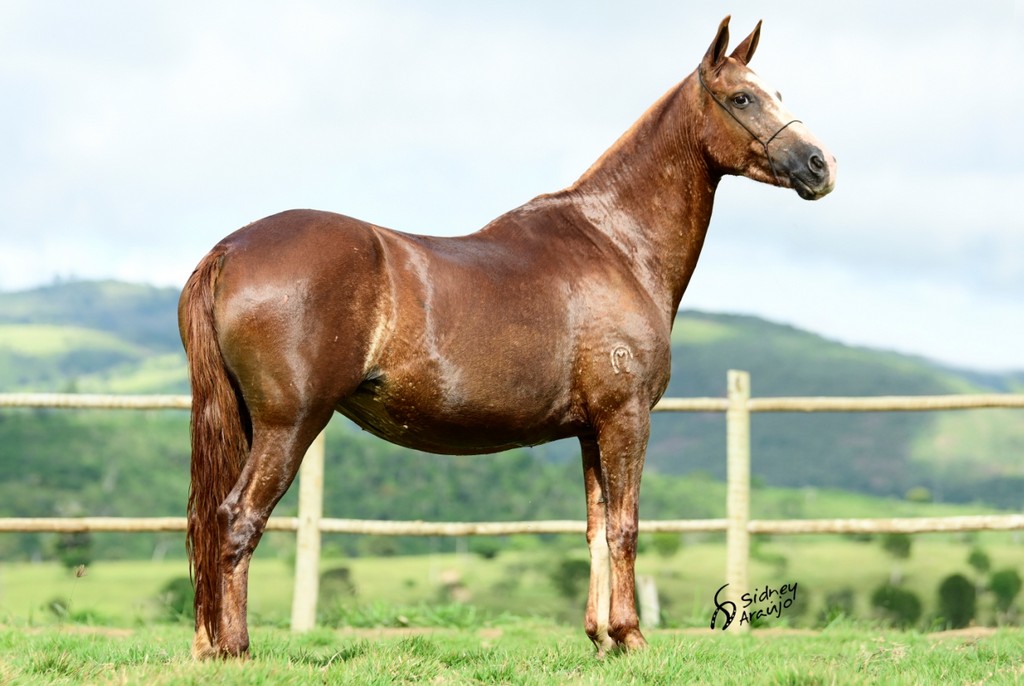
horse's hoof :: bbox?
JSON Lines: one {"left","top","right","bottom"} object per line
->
{"left": 219, "top": 640, "right": 252, "bottom": 660}
{"left": 590, "top": 633, "right": 617, "bottom": 658}
{"left": 620, "top": 629, "right": 648, "bottom": 650}
{"left": 607, "top": 627, "right": 647, "bottom": 652}
{"left": 191, "top": 629, "right": 219, "bottom": 661}
{"left": 191, "top": 629, "right": 251, "bottom": 661}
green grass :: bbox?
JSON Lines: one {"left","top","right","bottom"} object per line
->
{"left": 747, "top": 484, "right": 1007, "bottom": 520}
{"left": 5, "top": 540, "right": 1024, "bottom": 683}
{"left": 0, "top": 324, "right": 144, "bottom": 358}
{"left": 1, "top": 622, "right": 1022, "bottom": 684}
{"left": 671, "top": 317, "right": 739, "bottom": 345}
{"left": 912, "top": 408, "right": 1024, "bottom": 473}
{"left": 5, "top": 536, "right": 1024, "bottom": 632}
{"left": 0, "top": 556, "right": 294, "bottom": 627}
{"left": 74, "top": 352, "right": 190, "bottom": 394}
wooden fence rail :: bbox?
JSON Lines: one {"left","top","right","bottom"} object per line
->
{"left": 7, "top": 514, "right": 1024, "bottom": 536}
{"left": 6, "top": 391, "right": 1022, "bottom": 412}
{"left": 2, "top": 372, "right": 1023, "bottom": 632}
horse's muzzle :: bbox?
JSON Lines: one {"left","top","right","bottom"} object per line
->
{"left": 780, "top": 140, "right": 837, "bottom": 201}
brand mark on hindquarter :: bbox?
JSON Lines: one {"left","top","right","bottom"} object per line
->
{"left": 610, "top": 345, "right": 634, "bottom": 375}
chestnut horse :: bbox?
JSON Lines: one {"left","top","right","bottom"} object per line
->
{"left": 179, "top": 16, "right": 836, "bottom": 659}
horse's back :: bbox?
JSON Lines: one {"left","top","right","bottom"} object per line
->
{"left": 215, "top": 209, "right": 380, "bottom": 269}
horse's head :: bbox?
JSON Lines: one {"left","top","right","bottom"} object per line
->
{"left": 696, "top": 16, "right": 836, "bottom": 200}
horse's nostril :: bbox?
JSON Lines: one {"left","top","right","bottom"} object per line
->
{"left": 806, "top": 154, "right": 823, "bottom": 177}
{"left": 808, "top": 154, "right": 826, "bottom": 175}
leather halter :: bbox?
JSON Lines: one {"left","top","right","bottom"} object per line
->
{"left": 698, "top": 69, "right": 802, "bottom": 183}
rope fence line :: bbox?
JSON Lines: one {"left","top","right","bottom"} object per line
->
{"left": 747, "top": 394, "right": 1024, "bottom": 413}
{"left": 2, "top": 375, "right": 1022, "bottom": 632}
{"left": 5, "top": 514, "right": 1024, "bottom": 536}
{"left": 0, "top": 517, "right": 190, "bottom": 533}
{"left": 4, "top": 392, "right": 1023, "bottom": 413}
{"left": 0, "top": 393, "right": 192, "bottom": 410}
{"left": 747, "top": 514, "right": 1024, "bottom": 535}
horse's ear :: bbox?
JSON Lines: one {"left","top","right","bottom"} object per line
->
{"left": 730, "top": 20, "right": 761, "bottom": 65}
{"left": 701, "top": 16, "right": 731, "bottom": 73}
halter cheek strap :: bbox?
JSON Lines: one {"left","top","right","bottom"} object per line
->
{"left": 698, "top": 69, "right": 801, "bottom": 184}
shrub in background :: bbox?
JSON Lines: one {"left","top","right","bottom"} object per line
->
{"left": 155, "top": 577, "right": 195, "bottom": 623}
{"left": 870, "top": 583, "right": 922, "bottom": 629}
{"left": 549, "top": 557, "right": 591, "bottom": 602}
{"left": 967, "top": 548, "right": 991, "bottom": 576}
{"left": 319, "top": 566, "right": 359, "bottom": 613}
{"left": 54, "top": 532, "right": 93, "bottom": 572}
{"left": 990, "top": 568, "right": 1023, "bottom": 623}
{"left": 818, "top": 587, "right": 857, "bottom": 627}
{"left": 937, "top": 573, "right": 976, "bottom": 629}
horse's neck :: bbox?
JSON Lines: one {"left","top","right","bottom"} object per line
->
{"left": 567, "top": 76, "right": 717, "bottom": 324}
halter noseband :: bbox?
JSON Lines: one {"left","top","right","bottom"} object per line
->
{"left": 698, "top": 69, "right": 801, "bottom": 184}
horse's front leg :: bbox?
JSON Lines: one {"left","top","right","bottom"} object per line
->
{"left": 580, "top": 436, "right": 616, "bottom": 656}
{"left": 595, "top": 401, "right": 649, "bottom": 650}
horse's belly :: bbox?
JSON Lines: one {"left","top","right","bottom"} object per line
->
{"left": 336, "top": 375, "right": 578, "bottom": 455}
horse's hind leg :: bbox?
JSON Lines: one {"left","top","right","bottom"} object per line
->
{"left": 214, "top": 410, "right": 332, "bottom": 657}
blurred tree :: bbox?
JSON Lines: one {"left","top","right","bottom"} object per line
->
{"left": 880, "top": 533, "right": 913, "bottom": 585}
{"left": 989, "top": 568, "right": 1023, "bottom": 624}
{"left": 818, "top": 587, "right": 857, "bottom": 627}
{"left": 649, "top": 532, "right": 683, "bottom": 559}
{"left": 967, "top": 548, "right": 991, "bottom": 576}
{"left": 549, "top": 557, "right": 590, "bottom": 602}
{"left": 871, "top": 583, "right": 922, "bottom": 629}
{"left": 54, "top": 531, "right": 93, "bottom": 572}
{"left": 937, "top": 573, "right": 976, "bottom": 629}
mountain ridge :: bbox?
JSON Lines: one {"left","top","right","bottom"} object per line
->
{"left": 1, "top": 279, "right": 1021, "bottom": 511}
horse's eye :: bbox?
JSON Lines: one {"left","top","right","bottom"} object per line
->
{"left": 730, "top": 93, "right": 752, "bottom": 109}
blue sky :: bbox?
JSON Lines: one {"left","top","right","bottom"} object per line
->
{"left": 1, "top": 1, "right": 1021, "bottom": 372}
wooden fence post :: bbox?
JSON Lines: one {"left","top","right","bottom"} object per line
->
{"left": 725, "top": 370, "right": 751, "bottom": 632}
{"left": 636, "top": 575, "right": 661, "bottom": 629}
{"left": 290, "top": 429, "right": 325, "bottom": 632}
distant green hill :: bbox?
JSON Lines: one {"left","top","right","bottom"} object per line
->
{"left": 0, "top": 281, "right": 187, "bottom": 393}
{"left": 0, "top": 405, "right": 1007, "bottom": 563}
{"left": 0, "top": 278, "right": 1021, "bottom": 564}
{"left": 649, "top": 311, "right": 1024, "bottom": 506}
{"left": 0, "top": 280, "right": 181, "bottom": 351}
{"left": 650, "top": 312, "right": 977, "bottom": 495}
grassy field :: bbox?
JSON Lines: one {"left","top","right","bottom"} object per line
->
{"left": 0, "top": 324, "right": 144, "bottom": 358}
{"left": 4, "top": 536, "right": 1024, "bottom": 630}
{"left": 74, "top": 352, "right": 189, "bottom": 394}
{"left": 2, "top": 622, "right": 1023, "bottom": 684}
{"left": 4, "top": 538, "right": 1024, "bottom": 683}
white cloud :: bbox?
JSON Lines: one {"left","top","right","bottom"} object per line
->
{"left": 685, "top": 235, "right": 1024, "bottom": 372}
{"left": 0, "top": 1, "right": 1020, "bottom": 371}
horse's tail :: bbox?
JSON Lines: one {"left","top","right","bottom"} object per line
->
{"left": 179, "top": 248, "right": 249, "bottom": 645}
